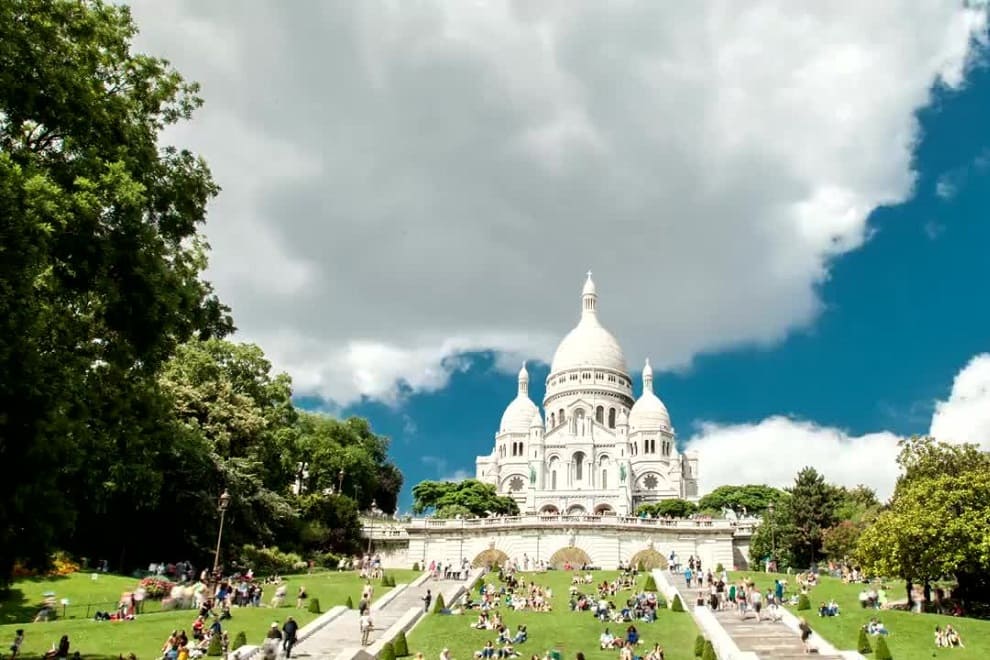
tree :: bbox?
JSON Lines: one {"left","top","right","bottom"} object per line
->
{"left": 822, "top": 521, "right": 865, "bottom": 562}
{"left": 0, "top": 0, "right": 231, "bottom": 585}
{"left": 749, "top": 493, "right": 796, "bottom": 569}
{"left": 412, "top": 480, "right": 519, "bottom": 517}
{"left": 788, "top": 467, "right": 840, "bottom": 567}
{"left": 856, "top": 627, "right": 872, "bottom": 654}
{"left": 637, "top": 499, "right": 697, "bottom": 518}
{"left": 697, "top": 484, "right": 784, "bottom": 516}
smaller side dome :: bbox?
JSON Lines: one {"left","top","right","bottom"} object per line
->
{"left": 499, "top": 362, "right": 538, "bottom": 433}
{"left": 529, "top": 408, "right": 544, "bottom": 428}
{"left": 628, "top": 358, "right": 671, "bottom": 431}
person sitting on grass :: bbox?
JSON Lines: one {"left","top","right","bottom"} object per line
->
{"left": 625, "top": 625, "right": 640, "bottom": 646}
{"left": 511, "top": 625, "right": 528, "bottom": 644}
{"left": 475, "top": 641, "right": 496, "bottom": 659}
{"left": 644, "top": 643, "right": 664, "bottom": 660}
{"left": 944, "top": 624, "right": 964, "bottom": 648}
{"left": 599, "top": 629, "right": 615, "bottom": 650}
{"left": 866, "top": 619, "right": 889, "bottom": 636}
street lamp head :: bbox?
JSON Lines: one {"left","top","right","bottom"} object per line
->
{"left": 219, "top": 489, "right": 231, "bottom": 512}
{"left": 339, "top": 468, "right": 345, "bottom": 478}
{"left": 767, "top": 501, "right": 775, "bottom": 516}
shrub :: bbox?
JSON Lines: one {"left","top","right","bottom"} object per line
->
{"left": 232, "top": 632, "right": 247, "bottom": 650}
{"left": 308, "top": 598, "right": 321, "bottom": 614}
{"left": 637, "top": 561, "right": 646, "bottom": 573}
{"left": 643, "top": 574, "right": 658, "bottom": 592}
{"left": 318, "top": 552, "right": 340, "bottom": 570}
{"left": 797, "top": 594, "right": 811, "bottom": 611}
{"left": 432, "top": 592, "right": 446, "bottom": 614}
{"left": 671, "top": 594, "right": 684, "bottom": 612}
{"left": 693, "top": 634, "right": 705, "bottom": 658}
{"left": 701, "top": 640, "right": 716, "bottom": 660}
{"left": 874, "top": 636, "right": 892, "bottom": 660}
{"left": 379, "top": 642, "right": 396, "bottom": 660}
{"left": 50, "top": 551, "right": 80, "bottom": 576}
{"left": 207, "top": 635, "right": 223, "bottom": 657}
{"left": 345, "top": 595, "right": 354, "bottom": 609}
{"left": 715, "top": 563, "right": 724, "bottom": 573}
{"left": 139, "top": 577, "right": 176, "bottom": 600}
{"left": 412, "top": 562, "right": 420, "bottom": 571}
{"left": 240, "top": 545, "right": 304, "bottom": 575}
{"left": 392, "top": 630, "right": 409, "bottom": 657}
{"left": 857, "top": 627, "right": 872, "bottom": 654}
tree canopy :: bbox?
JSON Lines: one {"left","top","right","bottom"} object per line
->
{"left": 856, "top": 437, "right": 990, "bottom": 604}
{"left": 0, "top": 0, "right": 403, "bottom": 585}
{"left": 412, "top": 480, "right": 520, "bottom": 518}
{"left": 697, "top": 484, "right": 783, "bottom": 515}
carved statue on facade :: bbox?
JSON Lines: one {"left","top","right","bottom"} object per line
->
{"left": 620, "top": 463, "right": 627, "bottom": 483}
{"left": 529, "top": 464, "right": 536, "bottom": 485}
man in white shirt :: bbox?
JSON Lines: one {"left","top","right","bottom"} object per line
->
{"left": 359, "top": 612, "right": 373, "bottom": 646}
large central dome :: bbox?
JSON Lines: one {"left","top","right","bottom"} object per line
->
{"left": 549, "top": 273, "right": 628, "bottom": 375}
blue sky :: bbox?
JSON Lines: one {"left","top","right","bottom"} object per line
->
{"left": 131, "top": 2, "right": 990, "bottom": 510}
{"left": 337, "top": 63, "right": 990, "bottom": 510}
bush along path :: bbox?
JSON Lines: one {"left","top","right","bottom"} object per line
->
{"left": 291, "top": 571, "right": 475, "bottom": 660}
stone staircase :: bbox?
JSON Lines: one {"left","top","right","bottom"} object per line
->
{"left": 291, "top": 573, "right": 473, "bottom": 660}
{"left": 667, "top": 572, "right": 845, "bottom": 659}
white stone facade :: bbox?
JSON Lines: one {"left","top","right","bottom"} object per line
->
{"left": 476, "top": 274, "right": 699, "bottom": 516}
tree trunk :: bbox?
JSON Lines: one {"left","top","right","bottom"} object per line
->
{"left": 923, "top": 580, "right": 932, "bottom": 609}
{"left": 905, "top": 579, "right": 913, "bottom": 608}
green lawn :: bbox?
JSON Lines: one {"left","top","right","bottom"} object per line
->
{"left": 728, "top": 570, "right": 990, "bottom": 660}
{"left": 0, "top": 569, "right": 420, "bottom": 660}
{"left": 407, "top": 571, "right": 698, "bottom": 660}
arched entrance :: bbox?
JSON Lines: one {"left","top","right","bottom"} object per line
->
{"left": 539, "top": 504, "right": 559, "bottom": 515}
{"left": 594, "top": 504, "right": 615, "bottom": 516}
{"left": 629, "top": 548, "right": 669, "bottom": 570}
{"left": 471, "top": 548, "right": 510, "bottom": 569}
{"left": 566, "top": 504, "right": 586, "bottom": 516}
{"left": 548, "top": 546, "right": 592, "bottom": 569}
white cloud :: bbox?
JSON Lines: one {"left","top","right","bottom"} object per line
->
{"left": 686, "top": 353, "right": 990, "bottom": 500}
{"left": 930, "top": 353, "right": 990, "bottom": 450}
{"left": 127, "top": 1, "right": 988, "bottom": 405}
{"left": 685, "top": 417, "right": 903, "bottom": 500}
{"left": 421, "top": 456, "right": 471, "bottom": 483}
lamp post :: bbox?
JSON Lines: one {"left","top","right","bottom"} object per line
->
{"left": 338, "top": 469, "right": 345, "bottom": 494}
{"left": 767, "top": 501, "right": 776, "bottom": 572}
{"left": 367, "top": 498, "right": 378, "bottom": 554}
{"left": 212, "top": 489, "right": 231, "bottom": 579}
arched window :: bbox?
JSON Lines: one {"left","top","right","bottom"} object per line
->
{"left": 595, "top": 406, "right": 604, "bottom": 424}
{"left": 608, "top": 408, "right": 616, "bottom": 428}
{"left": 551, "top": 471, "right": 557, "bottom": 490}
{"left": 602, "top": 469, "right": 608, "bottom": 490}
{"left": 558, "top": 408, "right": 565, "bottom": 425}
{"left": 573, "top": 451, "right": 586, "bottom": 481}
{"left": 549, "top": 412, "right": 556, "bottom": 427}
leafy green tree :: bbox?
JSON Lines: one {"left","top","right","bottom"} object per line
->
{"left": 296, "top": 493, "right": 362, "bottom": 556}
{"left": 822, "top": 521, "right": 865, "bottom": 562}
{"left": 0, "top": 0, "right": 230, "bottom": 585}
{"left": 412, "top": 479, "right": 519, "bottom": 517}
{"left": 748, "top": 493, "right": 796, "bottom": 568}
{"left": 788, "top": 467, "right": 840, "bottom": 567}
{"left": 636, "top": 499, "right": 697, "bottom": 518}
{"left": 697, "top": 484, "right": 784, "bottom": 516}
{"left": 857, "top": 449, "right": 990, "bottom": 604}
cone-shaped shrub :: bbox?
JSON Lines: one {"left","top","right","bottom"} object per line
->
{"left": 393, "top": 630, "right": 409, "bottom": 657}
{"left": 643, "top": 574, "right": 658, "bottom": 592}
{"left": 432, "top": 592, "right": 446, "bottom": 614}
{"left": 874, "top": 635, "right": 892, "bottom": 660}
{"left": 308, "top": 597, "right": 321, "bottom": 614}
{"left": 671, "top": 594, "right": 685, "bottom": 612}
{"left": 797, "top": 594, "right": 811, "bottom": 611}
{"left": 379, "top": 642, "right": 396, "bottom": 660}
{"left": 715, "top": 563, "right": 724, "bottom": 573}
{"left": 412, "top": 562, "right": 420, "bottom": 572}
{"left": 232, "top": 632, "right": 247, "bottom": 650}
{"left": 637, "top": 561, "right": 646, "bottom": 573}
{"left": 207, "top": 635, "right": 223, "bottom": 657}
{"left": 701, "top": 639, "right": 716, "bottom": 660}
{"left": 693, "top": 634, "right": 705, "bottom": 658}
{"left": 345, "top": 595, "right": 354, "bottom": 609}
{"left": 857, "top": 627, "right": 872, "bottom": 654}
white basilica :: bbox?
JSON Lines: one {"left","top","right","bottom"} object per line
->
{"left": 476, "top": 273, "right": 699, "bottom": 517}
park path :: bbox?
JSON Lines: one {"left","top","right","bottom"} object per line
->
{"left": 667, "top": 572, "right": 845, "bottom": 660}
{"left": 291, "top": 572, "right": 474, "bottom": 660}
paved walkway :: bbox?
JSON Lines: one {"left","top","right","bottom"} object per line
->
{"left": 291, "top": 573, "right": 473, "bottom": 660}
{"left": 668, "top": 572, "right": 843, "bottom": 659}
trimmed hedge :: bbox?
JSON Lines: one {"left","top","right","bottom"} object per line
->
{"left": 857, "top": 627, "right": 872, "bottom": 654}
{"left": 797, "top": 593, "right": 811, "bottom": 611}
{"left": 232, "top": 632, "right": 247, "bottom": 650}
{"left": 432, "top": 592, "right": 446, "bottom": 614}
{"left": 693, "top": 634, "right": 705, "bottom": 658}
{"left": 345, "top": 595, "right": 354, "bottom": 609}
{"left": 379, "top": 642, "right": 396, "bottom": 660}
{"left": 874, "top": 635, "right": 892, "bottom": 660}
{"left": 393, "top": 630, "right": 409, "bottom": 657}
{"left": 701, "top": 640, "right": 716, "bottom": 660}
{"left": 308, "top": 597, "right": 321, "bottom": 614}
{"left": 671, "top": 594, "right": 685, "bottom": 612}
{"left": 206, "top": 635, "right": 223, "bottom": 657}
{"left": 643, "top": 574, "right": 658, "bottom": 592}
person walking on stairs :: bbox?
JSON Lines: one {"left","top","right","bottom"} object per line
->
{"left": 423, "top": 589, "right": 432, "bottom": 612}
{"left": 359, "top": 611, "right": 374, "bottom": 646}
